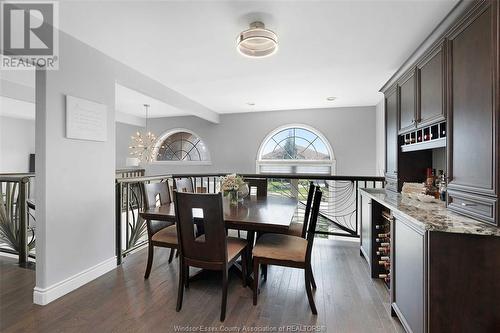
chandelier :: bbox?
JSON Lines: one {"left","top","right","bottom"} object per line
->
{"left": 129, "top": 104, "right": 158, "bottom": 163}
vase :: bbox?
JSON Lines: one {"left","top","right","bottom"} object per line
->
{"left": 237, "top": 183, "right": 249, "bottom": 202}
{"left": 228, "top": 190, "right": 239, "bottom": 206}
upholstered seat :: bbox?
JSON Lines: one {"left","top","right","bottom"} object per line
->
{"left": 195, "top": 235, "right": 247, "bottom": 262}
{"left": 151, "top": 224, "right": 178, "bottom": 245}
{"left": 253, "top": 233, "right": 307, "bottom": 263}
{"left": 287, "top": 222, "right": 304, "bottom": 237}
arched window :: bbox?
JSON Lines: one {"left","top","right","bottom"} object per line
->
{"left": 257, "top": 125, "right": 335, "bottom": 174}
{"left": 152, "top": 129, "right": 211, "bottom": 164}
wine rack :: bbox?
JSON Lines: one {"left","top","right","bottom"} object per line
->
{"left": 373, "top": 208, "right": 392, "bottom": 288}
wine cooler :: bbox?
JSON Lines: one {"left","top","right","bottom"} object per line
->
{"left": 373, "top": 208, "right": 393, "bottom": 289}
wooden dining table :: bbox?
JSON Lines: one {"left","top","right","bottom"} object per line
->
{"left": 140, "top": 195, "right": 299, "bottom": 281}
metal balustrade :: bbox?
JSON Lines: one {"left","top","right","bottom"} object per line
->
{"left": 115, "top": 173, "right": 385, "bottom": 264}
{"left": 0, "top": 173, "right": 35, "bottom": 266}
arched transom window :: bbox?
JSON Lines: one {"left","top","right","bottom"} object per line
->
{"left": 153, "top": 129, "right": 210, "bottom": 163}
{"left": 257, "top": 125, "right": 335, "bottom": 174}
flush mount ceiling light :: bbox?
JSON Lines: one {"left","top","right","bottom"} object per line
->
{"left": 326, "top": 97, "right": 337, "bottom": 101}
{"left": 237, "top": 21, "right": 278, "bottom": 58}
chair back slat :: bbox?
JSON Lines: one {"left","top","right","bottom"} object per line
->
{"left": 144, "top": 182, "right": 171, "bottom": 208}
{"left": 306, "top": 187, "right": 322, "bottom": 259}
{"left": 174, "top": 192, "right": 227, "bottom": 264}
{"left": 301, "top": 182, "right": 316, "bottom": 238}
{"left": 174, "top": 178, "right": 194, "bottom": 193}
{"left": 244, "top": 178, "right": 268, "bottom": 197}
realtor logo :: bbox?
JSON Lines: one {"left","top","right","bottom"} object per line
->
{"left": 1, "top": 1, "right": 59, "bottom": 69}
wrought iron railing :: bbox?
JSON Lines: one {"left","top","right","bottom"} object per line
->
{"left": 115, "top": 173, "right": 384, "bottom": 264}
{"left": 0, "top": 173, "right": 35, "bottom": 265}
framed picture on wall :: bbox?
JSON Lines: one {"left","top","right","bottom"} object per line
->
{"left": 66, "top": 95, "right": 107, "bottom": 142}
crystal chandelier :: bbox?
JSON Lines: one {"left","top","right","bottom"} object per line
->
{"left": 129, "top": 104, "right": 158, "bottom": 163}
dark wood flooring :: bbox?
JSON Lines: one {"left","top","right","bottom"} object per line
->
{"left": 0, "top": 239, "right": 404, "bottom": 332}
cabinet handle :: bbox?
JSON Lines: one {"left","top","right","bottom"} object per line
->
{"left": 461, "top": 202, "right": 477, "bottom": 207}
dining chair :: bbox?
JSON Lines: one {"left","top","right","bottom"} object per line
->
{"left": 259, "top": 182, "right": 316, "bottom": 281}
{"left": 244, "top": 177, "right": 268, "bottom": 197}
{"left": 252, "top": 186, "right": 322, "bottom": 314}
{"left": 174, "top": 177, "right": 194, "bottom": 193}
{"left": 143, "top": 181, "right": 178, "bottom": 279}
{"left": 174, "top": 192, "right": 248, "bottom": 321}
{"left": 287, "top": 182, "right": 315, "bottom": 238}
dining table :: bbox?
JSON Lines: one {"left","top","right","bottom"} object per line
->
{"left": 139, "top": 194, "right": 299, "bottom": 282}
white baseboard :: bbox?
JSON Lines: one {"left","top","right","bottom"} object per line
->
{"left": 33, "top": 256, "right": 116, "bottom": 305}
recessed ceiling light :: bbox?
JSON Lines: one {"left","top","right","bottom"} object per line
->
{"left": 246, "top": 102, "right": 255, "bottom": 106}
{"left": 237, "top": 21, "right": 278, "bottom": 58}
{"left": 326, "top": 97, "right": 337, "bottom": 101}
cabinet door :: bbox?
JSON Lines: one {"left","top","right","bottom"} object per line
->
{"left": 398, "top": 70, "right": 417, "bottom": 133}
{"left": 417, "top": 43, "right": 445, "bottom": 127}
{"left": 447, "top": 2, "right": 497, "bottom": 199}
{"left": 393, "top": 215, "right": 426, "bottom": 333}
{"left": 385, "top": 86, "right": 398, "bottom": 187}
{"left": 360, "top": 195, "right": 372, "bottom": 267}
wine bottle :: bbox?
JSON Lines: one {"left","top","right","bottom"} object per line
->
{"left": 379, "top": 273, "right": 388, "bottom": 279}
{"left": 376, "top": 238, "right": 389, "bottom": 243}
{"left": 377, "top": 233, "right": 390, "bottom": 238}
{"left": 380, "top": 242, "right": 390, "bottom": 247}
{"left": 380, "top": 256, "right": 390, "bottom": 261}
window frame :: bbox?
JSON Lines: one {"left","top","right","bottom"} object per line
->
{"left": 150, "top": 128, "right": 212, "bottom": 166}
{"left": 256, "top": 124, "right": 336, "bottom": 175}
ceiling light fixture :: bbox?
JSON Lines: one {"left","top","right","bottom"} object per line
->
{"left": 237, "top": 21, "right": 278, "bottom": 58}
{"left": 247, "top": 102, "right": 256, "bottom": 106}
{"left": 326, "top": 97, "right": 337, "bottom": 101}
{"left": 129, "top": 104, "right": 158, "bottom": 164}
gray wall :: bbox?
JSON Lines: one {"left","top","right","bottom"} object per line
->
{"left": 115, "top": 122, "right": 143, "bottom": 169}
{"left": 125, "top": 106, "right": 377, "bottom": 176}
{"left": 0, "top": 116, "right": 35, "bottom": 173}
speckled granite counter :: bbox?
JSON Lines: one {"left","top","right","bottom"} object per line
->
{"left": 360, "top": 188, "right": 500, "bottom": 237}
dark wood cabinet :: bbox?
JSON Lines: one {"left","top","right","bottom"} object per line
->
{"left": 398, "top": 70, "right": 417, "bottom": 134}
{"left": 385, "top": 85, "right": 398, "bottom": 192}
{"left": 446, "top": 0, "right": 499, "bottom": 225}
{"left": 392, "top": 214, "right": 425, "bottom": 333}
{"left": 416, "top": 42, "right": 446, "bottom": 127}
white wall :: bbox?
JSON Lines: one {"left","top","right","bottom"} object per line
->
{"left": 375, "top": 99, "right": 385, "bottom": 176}
{"left": 34, "top": 30, "right": 200, "bottom": 305}
{"left": 126, "top": 106, "right": 378, "bottom": 176}
{"left": 0, "top": 116, "right": 35, "bottom": 173}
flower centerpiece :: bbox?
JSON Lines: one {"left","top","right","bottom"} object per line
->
{"left": 221, "top": 174, "right": 246, "bottom": 206}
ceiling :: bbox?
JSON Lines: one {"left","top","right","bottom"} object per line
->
{"left": 7, "top": 1, "right": 461, "bottom": 117}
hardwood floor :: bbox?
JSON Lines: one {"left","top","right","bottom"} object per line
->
{"left": 0, "top": 239, "right": 404, "bottom": 332}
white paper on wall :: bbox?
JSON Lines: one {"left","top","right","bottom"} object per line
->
{"left": 66, "top": 95, "right": 107, "bottom": 142}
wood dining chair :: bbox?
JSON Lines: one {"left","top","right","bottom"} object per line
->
{"left": 174, "top": 177, "right": 194, "bottom": 193}
{"left": 252, "top": 186, "right": 322, "bottom": 314}
{"left": 143, "top": 181, "right": 178, "bottom": 279}
{"left": 174, "top": 192, "right": 248, "bottom": 321}
{"left": 244, "top": 177, "right": 268, "bottom": 197}
{"left": 287, "top": 182, "right": 315, "bottom": 238}
{"left": 259, "top": 182, "right": 316, "bottom": 281}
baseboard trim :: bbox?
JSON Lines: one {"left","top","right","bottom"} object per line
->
{"left": 33, "top": 256, "right": 116, "bottom": 305}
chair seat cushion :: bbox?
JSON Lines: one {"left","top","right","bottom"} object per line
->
{"left": 227, "top": 237, "right": 247, "bottom": 262}
{"left": 253, "top": 233, "right": 307, "bottom": 263}
{"left": 287, "top": 222, "right": 303, "bottom": 237}
{"left": 151, "top": 225, "right": 178, "bottom": 245}
{"left": 195, "top": 235, "right": 247, "bottom": 262}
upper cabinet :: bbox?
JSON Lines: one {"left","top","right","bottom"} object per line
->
{"left": 398, "top": 70, "right": 417, "bottom": 134}
{"left": 416, "top": 42, "right": 446, "bottom": 127}
{"left": 446, "top": 0, "right": 498, "bottom": 225}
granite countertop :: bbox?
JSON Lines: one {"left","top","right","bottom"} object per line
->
{"left": 360, "top": 188, "right": 500, "bottom": 237}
